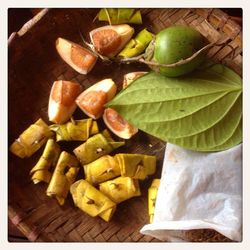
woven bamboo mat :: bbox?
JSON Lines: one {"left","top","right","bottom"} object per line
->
{"left": 8, "top": 8, "right": 242, "bottom": 242}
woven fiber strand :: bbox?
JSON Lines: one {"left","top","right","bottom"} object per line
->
{"left": 8, "top": 8, "right": 241, "bottom": 242}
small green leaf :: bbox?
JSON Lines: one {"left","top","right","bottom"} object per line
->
{"left": 107, "top": 64, "right": 242, "bottom": 151}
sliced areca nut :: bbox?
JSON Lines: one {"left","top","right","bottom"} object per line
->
{"left": 89, "top": 24, "right": 134, "bottom": 57}
{"left": 122, "top": 71, "right": 148, "bottom": 89}
{"left": 103, "top": 108, "right": 138, "bottom": 139}
{"left": 48, "top": 80, "right": 83, "bottom": 124}
{"left": 101, "top": 71, "right": 144, "bottom": 139}
{"left": 76, "top": 79, "right": 117, "bottom": 119}
{"left": 56, "top": 37, "right": 98, "bottom": 74}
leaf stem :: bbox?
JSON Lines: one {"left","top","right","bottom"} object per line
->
{"left": 119, "top": 42, "right": 216, "bottom": 68}
{"left": 78, "top": 30, "right": 236, "bottom": 69}
{"left": 104, "top": 8, "right": 112, "bottom": 25}
{"left": 116, "top": 41, "right": 236, "bottom": 68}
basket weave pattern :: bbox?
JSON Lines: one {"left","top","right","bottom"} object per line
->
{"left": 8, "top": 8, "right": 241, "bottom": 242}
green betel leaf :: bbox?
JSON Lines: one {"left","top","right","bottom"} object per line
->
{"left": 107, "top": 64, "right": 242, "bottom": 151}
{"left": 168, "top": 93, "right": 242, "bottom": 151}
{"left": 207, "top": 119, "right": 242, "bottom": 151}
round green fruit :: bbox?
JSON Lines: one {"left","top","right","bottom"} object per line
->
{"left": 153, "top": 26, "right": 207, "bottom": 77}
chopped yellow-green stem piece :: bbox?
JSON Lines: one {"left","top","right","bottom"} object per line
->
{"left": 115, "top": 153, "right": 156, "bottom": 180}
{"left": 118, "top": 29, "right": 154, "bottom": 58}
{"left": 30, "top": 139, "right": 61, "bottom": 184}
{"left": 99, "top": 176, "right": 141, "bottom": 204}
{"left": 73, "top": 130, "right": 125, "bottom": 165}
{"left": 46, "top": 151, "right": 79, "bottom": 205}
{"left": 148, "top": 179, "right": 160, "bottom": 223}
{"left": 84, "top": 155, "right": 121, "bottom": 185}
{"left": 9, "top": 118, "right": 53, "bottom": 158}
{"left": 98, "top": 8, "right": 142, "bottom": 25}
{"left": 70, "top": 179, "right": 116, "bottom": 222}
{"left": 50, "top": 118, "right": 99, "bottom": 141}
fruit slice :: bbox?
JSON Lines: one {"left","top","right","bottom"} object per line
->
{"left": 76, "top": 79, "right": 117, "bottom": 119}
{"left": 48, "top": 80, "right": 82, "bottom": 124}
{"left": 122, "top": 71, "right": 147, "bottom": 89}
{"left": 103, "top": 108, "right": 138, "bottom": 139}
{"left": 89, "top": 24, "right": 134, "bottom": 57}
{"left": 56, "top": 37, "right": 97, "bottom": 74}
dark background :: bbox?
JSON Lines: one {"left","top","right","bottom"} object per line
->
{"left": 8, "top": 8, "right": 242, "bottom": 37}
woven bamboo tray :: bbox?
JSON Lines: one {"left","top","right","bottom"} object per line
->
{"left": 8, "top": 8, "right": 242, "bottom": 242}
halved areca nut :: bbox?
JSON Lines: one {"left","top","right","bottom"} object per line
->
{"left": 122, "top": 71, "right": 148, "bottom": 89}
{"left": 70, "top": 179, "right": 116, "bottom": 222}
{"left": 115, "top": 153, "right": 156, "bottom": 180}
{"left": 9, "top": 118, "right": 53, "bottom": 158}
{"left": 103, "top": 108, "right": 138, "bottom": 139}
{"left": 102, "top": 71, "right": 147, "bottom": 139}
{"left": 148, "top": 179, "right": 160, "bottom": 223}
{"left": 48, "top": 80, "right": 82, "bottom": 124}
{"left": 99, "top": 176, "right": 141, "bottom": 204}
{"left": 46, "top": 151, "right": 79, "bottom": 205}
{"left": 76, "top": 79, "right": 117, "bottom": 119}
{"left": 30, "top": 139, "right": 61, "bottom": 184}
{"left": 56, "top": 37, "right": 97, "bottom": 74}
{"left": 89, "top": 24, "right": 134, "bottom": 57}
{"left": 84, "top": 155, "right": 120, "bottom": 185}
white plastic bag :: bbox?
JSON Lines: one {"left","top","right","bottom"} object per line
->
{"left": 140, "top": 143, "right": 242, "bottom": 242}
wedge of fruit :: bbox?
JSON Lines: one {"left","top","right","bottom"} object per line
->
{"left": 56, "top": 37, "right": 98, "bottom": 74}
{"left": 89, "top": 24, "right": 134, "bottom": 57}
{"left": 102, "top": 71, "right": 145, "bottom": 139}
{"left": 76, "top": 79, "right": 117, "bottom": 119}
{"left": 103, "top": 108, "right": 138, "bottom": 139}
{"left": 48, "top": 80, "right": 82, "bottom": 124}
{"left": 122, "top": 71, "right": 147, "bottom": 89}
